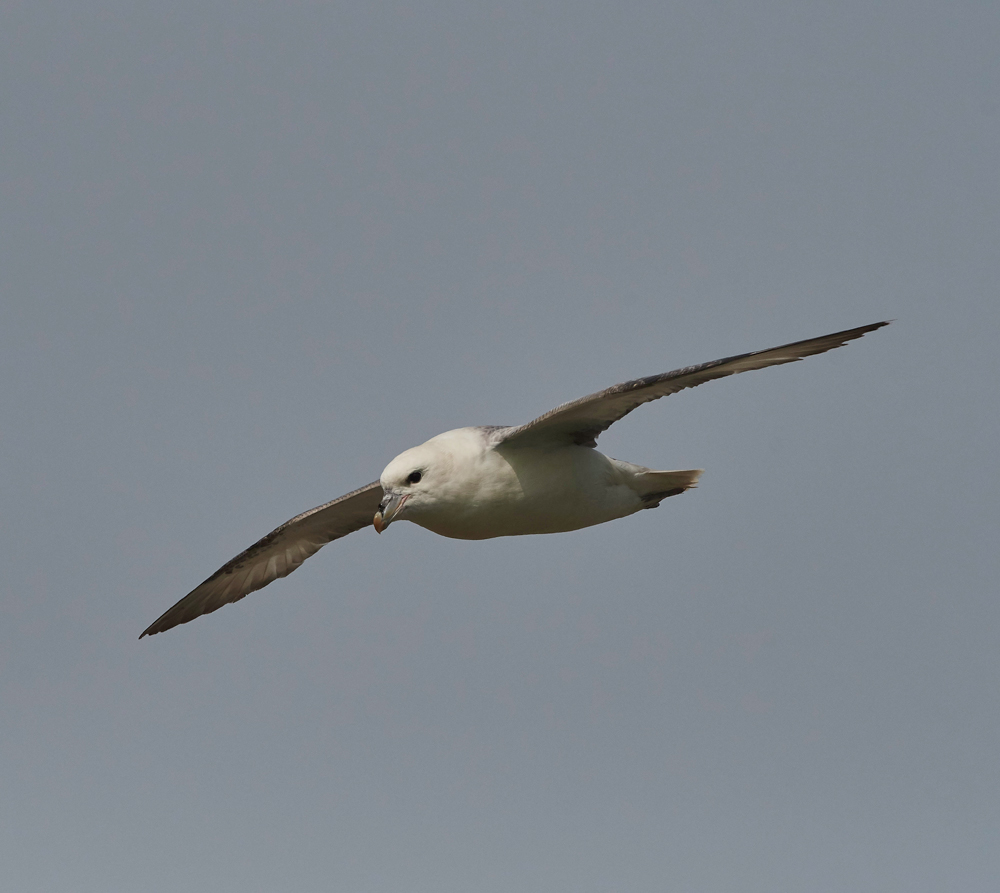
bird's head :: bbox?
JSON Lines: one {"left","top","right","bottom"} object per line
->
{"left": 374, "top": 428, "right": 494, "bottom": 534}
{"left": 374, "top": 442, "right": 440, "bottom": 533}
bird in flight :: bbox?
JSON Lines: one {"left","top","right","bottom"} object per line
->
{"left": 141, "top": 321, "right": 889, "bottom": 637}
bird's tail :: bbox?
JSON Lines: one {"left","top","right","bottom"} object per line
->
{"left": 631, "top": 468, "right": 703, "bottom": 507}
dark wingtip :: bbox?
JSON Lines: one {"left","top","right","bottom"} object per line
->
{"left": 844, "top": 320, "right": 891, "bottom": 337}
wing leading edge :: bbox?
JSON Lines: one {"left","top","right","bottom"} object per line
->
{"left": 494, "top": 321, "right": 890, "bottom": 448}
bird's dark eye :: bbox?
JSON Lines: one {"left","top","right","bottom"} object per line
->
{"left": 407, "top": 470, "right": 422, "bottom": 484}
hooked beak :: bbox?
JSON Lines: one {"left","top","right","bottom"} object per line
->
{"left": 373, "top": 491, "right": 408, "bottom": 533}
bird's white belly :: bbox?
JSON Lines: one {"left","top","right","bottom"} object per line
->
{"left": 411, "top": 445, "right": 643, "bottom": 539}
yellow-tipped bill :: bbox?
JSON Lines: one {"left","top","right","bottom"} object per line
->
{"left": 373, "top": 491, "right": 408, "bottom": 533}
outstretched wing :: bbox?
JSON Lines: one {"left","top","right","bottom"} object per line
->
{"left": 140, "top": 480, "right": 383, "bottom": 637}
{"left": 495, "top": 321, "right": 890, "bottom": 448}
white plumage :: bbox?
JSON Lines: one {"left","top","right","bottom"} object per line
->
{"left": 377, "top": 427, "right": 702, "bottom": 540}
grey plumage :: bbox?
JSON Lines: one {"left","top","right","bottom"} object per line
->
{"left": 140, "top": 482, "right": 382, "bottom": 637}
{"left": 490, "top": 321, "right": 889, "bottom": 448}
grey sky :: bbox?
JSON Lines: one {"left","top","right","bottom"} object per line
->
{"left": 2, "top": 2, "right": 998, "bottom": 891}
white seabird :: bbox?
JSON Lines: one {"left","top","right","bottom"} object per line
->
{"left": 141, "top": 321, "right": 889, "bottom": 637}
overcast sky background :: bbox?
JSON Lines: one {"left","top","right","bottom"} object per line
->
{"left": 3, "top": 2, "right": 999, "bottom": 891}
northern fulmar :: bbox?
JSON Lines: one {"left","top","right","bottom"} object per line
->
{"left": 141, "top": 321, "right": 889, "bottom": 637}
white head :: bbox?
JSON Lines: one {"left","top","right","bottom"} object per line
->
{"left": 373, "top": 428, "right": 489, "bottom": 532}
{"left": 373, "top": 443, "right": 437, "bottom": 532}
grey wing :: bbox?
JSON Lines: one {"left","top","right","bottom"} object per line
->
{"left": 495, "top": 321, "right": 890, "bottom": 448}
{"left": 140, "top": 480, "right": 384, "bottom": 638}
